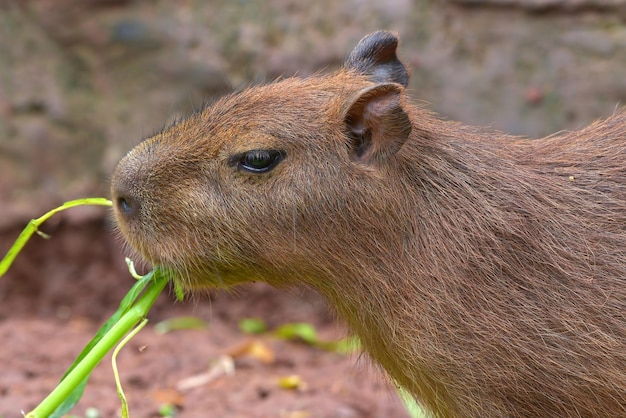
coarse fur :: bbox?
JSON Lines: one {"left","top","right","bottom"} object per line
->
{"left": 111, "top": 31, "right": 626, "bottom": 417}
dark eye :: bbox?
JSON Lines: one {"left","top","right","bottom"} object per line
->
{"left": 233, "top": 149, "right": 284, "bottom": 173}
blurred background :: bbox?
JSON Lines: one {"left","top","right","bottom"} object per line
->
{"left": 1, "top": 0, "right": 626, "bottom": 227}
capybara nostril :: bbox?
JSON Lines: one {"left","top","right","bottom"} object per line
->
{"left": 111, "top": 173, "right": 143, "bottom": 223}
{"left": 115, "top": 195, "right": 139, "bottom": 219}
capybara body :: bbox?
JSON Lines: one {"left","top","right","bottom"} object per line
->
{"left": 111, "top": 31, "right": 626, "bottom": 417}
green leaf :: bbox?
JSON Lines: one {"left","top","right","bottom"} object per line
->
{"left": 27, "top": 268, "right": 169, "bottom": 417}
{"left": 238, "top": 317, "right": 268, "bottom": 334}
{"left": 57, "top": 271, "right": 154, "bottom": 382}
{"left": 273, "top": 322, "right": 319, "bottom": 345}
{"left": 45, "top": 272, "right": 156, "bottom": 417}
{"left": 154, "top": 316, "right": 208, "bottom": 334}
{"left": 317, "top": 336, "right": 361, "bottom": 354}
{"left": 159, "top": 403, "right": 177, "bottom": 417}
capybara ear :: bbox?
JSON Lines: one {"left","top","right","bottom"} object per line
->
{"left": 344, "top": 31, "right": 409, "bottom": 87}
{"left": 344, "top": 83, "right": 411, "bottom": 164}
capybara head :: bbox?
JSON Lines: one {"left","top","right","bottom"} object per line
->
{"left": 112, "top": 31, "right": 626, "bottom": 417}
{"left": 111, "top": 31, "right": 412, "bottom": 290}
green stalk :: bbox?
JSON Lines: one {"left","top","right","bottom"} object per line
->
{"left": 113, "top": 318, "right": 149, "bottom": 418}
{"left": 0, "top": 198, "right": 112, "bottom": 277}
{"left": 26, "top": 275, "right": 168, "bottom": 418}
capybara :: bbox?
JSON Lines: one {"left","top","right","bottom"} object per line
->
{"left": 111, "top": 31, "right": 626, "bottom": 417}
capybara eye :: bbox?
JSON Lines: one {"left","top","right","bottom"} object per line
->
{"left": 233, "top": 149, "right": 284, "bottom": 173}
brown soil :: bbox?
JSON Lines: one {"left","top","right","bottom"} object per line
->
{"left": 0, "top": 220, "right": 408, "bottom": 418}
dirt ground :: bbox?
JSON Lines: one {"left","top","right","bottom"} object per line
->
{"left": 0, "top": 219, "right": 409, "bottom": 418}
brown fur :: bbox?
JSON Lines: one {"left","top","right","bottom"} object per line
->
{"left": 111, "top": 31, "right": 626, "bottom": 417}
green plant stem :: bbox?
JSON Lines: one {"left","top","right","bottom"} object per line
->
{"left": 113, "top": 318, "right": 149, "bottom": 418}
{"left": 25, "top": 276, "right": 167, "bottom": 418}
{"left": 0, "top": 198, "right": 112, "bottom": 277}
